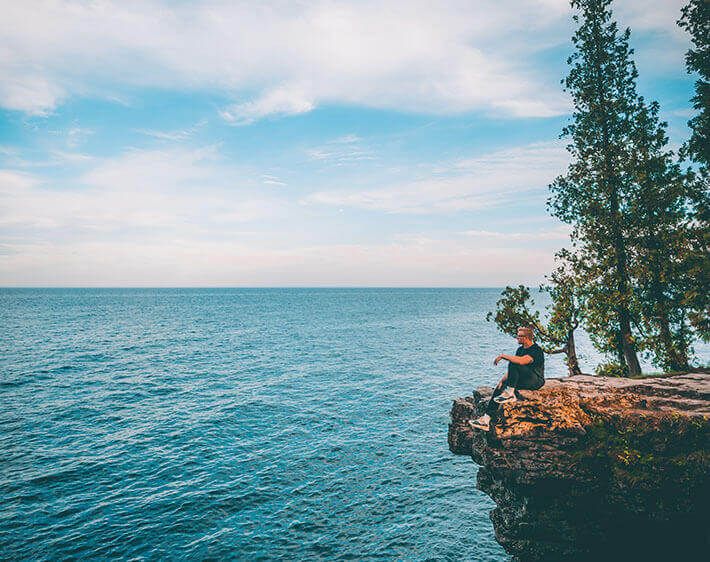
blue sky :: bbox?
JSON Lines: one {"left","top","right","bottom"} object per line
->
{"left": 0, "top": 0, "right": 698, "bottom": 286}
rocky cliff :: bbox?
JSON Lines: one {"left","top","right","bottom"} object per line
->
{"left": 448, "top": 373, "right": 710, "bottom": 561}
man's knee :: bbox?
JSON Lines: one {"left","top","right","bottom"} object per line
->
{"left": 508, "top": 362, "right": 522, "bottom": 375}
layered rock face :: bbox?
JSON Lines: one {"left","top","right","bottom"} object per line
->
{"left": 449, "top": 373, "right": 710, "bottom": 561}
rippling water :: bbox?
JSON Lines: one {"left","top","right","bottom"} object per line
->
{"left": 3, "top": 288, "right": 701, "bottom": 560}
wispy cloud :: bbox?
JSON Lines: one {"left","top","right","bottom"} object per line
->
{"left": 0, "top": 146, "right": 287, "bottom": 236}
{"left": 0, "top": 169, "right": 39, "bottom": 191}
{"left": 0, "top": 1, "right": 580, "bottom": 119}
{"left": 462, "top": 226, "right": 571, "bottom": 241}
{"left": 0, "top": 236, "right": 556, "bottom": 287}
{"left": 306, "top": 141, "right": 569, "bottom": 214}
{"left": 0, "top": 140, "right": 567, "bottom": 285}
{"left": 307, "top": 134, "right": 375, "bottom": 166}
{"left": 135, "top": 121, "right": 206, "bottom": 141}
{"left": 0, "top": 148, "right": 94, "bottom": 169}
{"left": 64, "top": 126, "right": 93, "bottom": 148}
{"left": 0, "top": 1, "right": 692, "bottom": 287}
{"left": 0, "top": 1, "right": 689, "bottom": 121}
{"left": 0, "top": 74, "right": 64, "bottom": 116}
{"left": 49, "top": 150, "right": 95, "bottom": 164}
{"left": 220, "top": 85, "right": 315, "bottom": 125}
{"left": 261, "top": 174, "right": 287, "bottom": 187}
{"left": 670, "top": 108, "right": 695, "bottom": 118}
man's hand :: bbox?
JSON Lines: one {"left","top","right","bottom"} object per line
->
{"left": 494, "top": 354, "right": 505, "bottom": 365}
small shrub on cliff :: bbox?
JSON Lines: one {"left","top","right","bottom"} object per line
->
{"left": 486, "top": 258, "right": 583, "bottom": 376}
{"left": 595, "top": 362, "right": 627, "bottom": 378}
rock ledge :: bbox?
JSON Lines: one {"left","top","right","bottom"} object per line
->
{"left": 449, "top": 373, "right": 710, "bottom": 561}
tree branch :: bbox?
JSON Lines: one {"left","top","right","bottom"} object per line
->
{"left": 531, "top": 319, "right": 550, "bottom": 337}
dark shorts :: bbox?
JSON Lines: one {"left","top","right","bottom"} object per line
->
{"left": 508, "top": 362, "right": 544, "bottom": 390}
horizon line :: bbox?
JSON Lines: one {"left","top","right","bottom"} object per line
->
{"left": 0, "top": 285, "right": 525, "bottom": 290}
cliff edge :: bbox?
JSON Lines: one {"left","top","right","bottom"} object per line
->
{"left": 449, "top": 373, "right": 710, "bottom": 561}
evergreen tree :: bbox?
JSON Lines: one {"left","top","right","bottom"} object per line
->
{"left": 541, "top": 254, "right": 583, "bottom": 376}
{"left": 678, "top": 0, "right": 710, "bottom": 174}
{"left": 678, "top": 0, "right": 710, "bottom": 344}
{"left": 549, "top": 0, "right": 642, "bottom": 375}
{"left": 626, "top": 99, "right": 695, "bottom": 371}
{"left": 682, "top": 193, "right": 710, "bottom": 342}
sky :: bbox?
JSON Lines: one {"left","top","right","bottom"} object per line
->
{"left": 0, "top": 0, "right": 698, "bottom": 287}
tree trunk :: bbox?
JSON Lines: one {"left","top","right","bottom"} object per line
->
{"left": 658, "top": 311, "right": 690, "bottom": 371}
{"left": 590, "top": 16, "right": 642, "bottom": 378}
{"left": 608, "top": 184, "right": 641, "bottom": 377}
{"left": 565, "top": 330, "right": 582, "bottom": 377}
{"left": 608, "top": 159, "right": 641, "bottom": 377}
{"left": 619, "top": 311, "right": 641, "bottom": 376}
{"left": 643, "top": 225, "right": 690, "bottom": 372}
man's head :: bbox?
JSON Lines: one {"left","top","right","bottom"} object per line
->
{"left": 516, "top": 326, "right": 534, "bottom": 346}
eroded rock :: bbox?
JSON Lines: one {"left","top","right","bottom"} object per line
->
{"left": 449, "top": 373, "right": 710, "bottom": 561}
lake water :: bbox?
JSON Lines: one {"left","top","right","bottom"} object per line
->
{"left": 1, "top": 289, "right": 703, "bottom": 560}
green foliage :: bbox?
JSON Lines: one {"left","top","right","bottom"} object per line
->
{"left": 486, "top": 1, "right": 706, "bottom": 376}
{"left": 486, "top": 285, "right": 541, "bottom": 339}
{"left": 625, "top": 97, "right": 700, "bottom": 371}
{"left": 678, "top": 0, "right": 710, "bottom": 173}
{"left": 549, "top": 0, "right": 643, "bottom": 375}
{"left": 594, "top": 362, "right": 627, "bottom": 377}
{"left": 681, "top": 194, "right": 710, "bottom": 342}
{"left": 677, "top": 1, "right": 710, "bottom": 345}
{"left": 543, "top": 252, "right": 581, "bottom": 343}
{"left": 487, "top": 255, "right": 583, "bottom": 376}
{"left": 583, "top": 414, "right": 710, "bottom": 509}
{"left": 546, "top": 0, "right": 707, "bottom": 375}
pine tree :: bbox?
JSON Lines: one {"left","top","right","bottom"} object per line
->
{"left": 678, "top": 0, "right": 710, "bottom": 344}
{"left": 626, "top": 99, "right": 695, "bottom": 371}
{"left": 678, "top": 0, "right": 710, "bottom": 174}
{"left": 549, "top": 0, "right": 642, "bottom": 375}
{"left": 682, "top": 195, "right": 710, "bottom": 342}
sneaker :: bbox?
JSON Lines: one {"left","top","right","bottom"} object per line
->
{"left": 468, "top": 414, "right": 490, "bottom": 431}
{"left": 494, "top": 389, "right": 517, "bottom": 404}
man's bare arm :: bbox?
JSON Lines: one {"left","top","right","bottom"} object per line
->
{"left": 494, "top": 354, "right": 533, "bottom": 366}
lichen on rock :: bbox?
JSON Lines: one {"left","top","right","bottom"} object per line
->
{"left": 449, "top": 373, "right": 710, "bottom": 561}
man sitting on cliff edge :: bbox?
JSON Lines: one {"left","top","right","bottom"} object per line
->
{"left": 469, "top": 326, "right": 545, "bottom": 431}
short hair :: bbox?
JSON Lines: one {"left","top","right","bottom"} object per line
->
{"left": 517, "top": 326, "right": 534, "bottom": 340}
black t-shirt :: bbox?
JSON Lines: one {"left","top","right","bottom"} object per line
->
{"left": 516, "top": 343, "right": 544, "bottom": 379}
